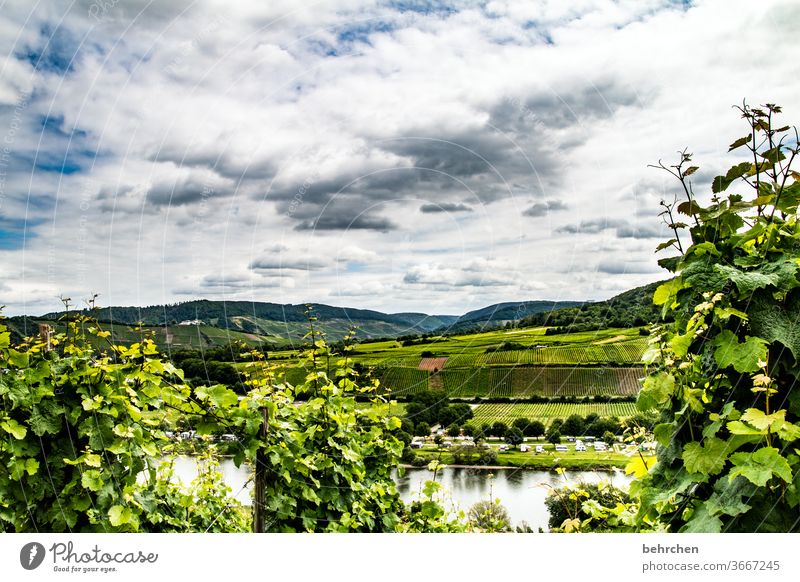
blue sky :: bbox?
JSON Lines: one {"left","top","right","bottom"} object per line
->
{"left": 0, "top": 0, "right": 798, "bottom": 315}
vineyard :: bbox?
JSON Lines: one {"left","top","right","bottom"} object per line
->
{"left": 441, "top": 339, "right": 648, "bottom": 367}
{"left": 377, "top": 367, "right": 429, "bottom": 397}
{"left": 434, "top": 366, "right": 643, "bottom": 398}
{"left": 470, "top": 402, "right": 639, "bottom": 425}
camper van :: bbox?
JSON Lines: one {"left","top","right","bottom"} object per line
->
{"left": 555, "top": 444, "right": 568, "bottom": 452}
{"left": 594, "top": 442, "right": 608, "bottom": 452}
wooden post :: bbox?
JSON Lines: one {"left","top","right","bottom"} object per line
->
{"left": 253, "top": 406, "right": 269, "bottom": 533}
{"left": 38, "top": 323, "right": 53, "bottom": 352}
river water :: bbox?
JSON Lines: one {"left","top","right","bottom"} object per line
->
{"left": 169, "top": 457, "right": 631, "bottom": 531}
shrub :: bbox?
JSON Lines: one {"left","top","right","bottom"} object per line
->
{"left": 468, "top": 499, "right": 511, "bottom": 532}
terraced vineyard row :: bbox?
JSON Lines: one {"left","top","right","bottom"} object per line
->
{"left": 442, "top": 341, "right": 648, "bottom": 368}
{"left": 436, "top": 366, "right": 644, "bottom": 398}
{"left": 377, "top": 367, "right": 429, "bottom": 397}
{"left": 470, "top": 402, "right": 638, "bottom": 425}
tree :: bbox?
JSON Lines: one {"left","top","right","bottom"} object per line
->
{"left": 414, "top": 422, "right": 431, "bottom": 437}
{"left": 504, "top": 427, "right": 524, "bottom": 449}
{"left": 490, "top": 421, "right": 508, "bottom": 438}
{"left": 461, "top": 424, "right": 475, "bottom": 437}
{"left": 433, "top": 433, "right": 445, "bottom": 446}
{"left": 547, "top": 430, "right": 561, "bottom": 445}
{"left": 602, "top": 431, "right": 617, "bottom": 447}
{"left": 525, "top": 420, "right": 546, "bottom": 438}
{"left": 447, "top": 424, "right": 461, "bottom": 437}
{"left": 546, "top": 419, "right": 563, "bottom": 442}
{"left": 561, "top": 414, "right": 585, "bottom": 437}
{"left": 512, "top": 417, "right": 530, "bottom": 433}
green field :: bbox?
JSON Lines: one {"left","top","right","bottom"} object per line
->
{"left": 470, "top": 402, "right": 638, "bottom": 425}
{"left": 259, "top": 326, "right": 650, "bottom": 402}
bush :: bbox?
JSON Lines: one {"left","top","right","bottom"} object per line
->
{"left": 545, "top": 482, "right": 630, "bottom": 532}
{"left": 468, "top": 500, "right": 511, "bottom": 532}
{"left": 450, "top": 444, "right": 498, "bottom": 466}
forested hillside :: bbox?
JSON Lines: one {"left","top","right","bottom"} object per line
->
{"left": 519, "top": 281, "right": 667, "bottom": 332}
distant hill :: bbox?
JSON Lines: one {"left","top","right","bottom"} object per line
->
{"left": 440, "top": 300, "right": 584, "bottom": 333}
{"left": 3, "top": 283, "right": 664, "bottom": 350}
{"left": 10, "top": 300, "right": 458, "bottom": 346}
{"left": 519, "top": 281, "right": 667, "bottom": 331}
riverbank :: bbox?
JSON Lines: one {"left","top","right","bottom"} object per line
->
{"left": 409, "top": 447, "right": 636, "bottom": 470}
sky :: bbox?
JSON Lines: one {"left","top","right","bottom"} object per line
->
{"left": 0, "top": 0, "right": 798, "bottom": 316}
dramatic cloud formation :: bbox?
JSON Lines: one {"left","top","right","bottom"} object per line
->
{"left": 0, "top": 0, "right": 798, "bottom": 315}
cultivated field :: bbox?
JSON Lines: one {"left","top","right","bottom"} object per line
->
{"left": 470, "top": 402, "right": 639, "bottom": 425}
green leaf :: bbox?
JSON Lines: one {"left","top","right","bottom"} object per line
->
{"left": 109, "top": 505, "right": 133, "bottom": 527}
{"left": 653, "top": 423, "right": 674, "bottom": 448}
{"left": 748, "top": 292, "right": 800, "bottom": 360}
{"left": 707, "top": 476, "right": 754, "bottom": 518}
{"left": 729, "top": 447, "right": 793, "bottom": 486}
{"left": 624, "top": 455, "right": 653, "bottom": 478}
{"left": 683, "top": 166, "right": 700, "bottom": 177}
{"left": 1, "top": 419, "right": 27, "bottom": 440}
{"left": 712, "top": 162, "right": 752, "bottom": 193}
{"left": 714, "top": 306, "right": 748, "bottom": 322}
{"left": 653, "top": 278, "right": 685, "bottom": 306}
{"left": 7, "top": 350, "right": 29, "bottom": 368}
{"left": 689, "top": 241, "right": 720, "bottom": 257}
{"left": 710, "top": 330, "right": 768, "bottom": 374}
{"left": 29, "top": 404, "right": 64, "bottom": 436}
{"left": 726, "top": 420, "right": 765, "bottom": 437}
{"left": 715, "top": 260, "right": 800, "bottom": 297}
{"left": 669, "top": 333, "right": 693, "bottom": 358}
{"left": 740, "top": 409, "right": 784, "bottom": 432}
{"left": 637, "top": 372, "right": 675, "bottom": 411}
{"left": 655, "top": 239, "right": 678, "bottom": 252}
{"left": 84, "top": 453, "right": 102, "bottom": 468}
{"left": 680, "top": 502, "right": 723, "bottom": 533}
{"left": 682, "top": 437, "right": 731, "bottom": 476}
{"left": 728, "top": 135, "right": 751, "bottom": 151}
{"left": 81, "top": 470, "right": 104, "bottom": 492}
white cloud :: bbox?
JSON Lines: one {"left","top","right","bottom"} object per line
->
{"left": 0, "top": 0, "right": 798, "bottom": 315}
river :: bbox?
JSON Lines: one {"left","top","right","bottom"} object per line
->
{"left": 168, "top": 457, "right": 631, "bottom": 531}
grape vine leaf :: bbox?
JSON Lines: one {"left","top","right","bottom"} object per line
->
{"left": 748, "top": 291, "right": 800, "bottom": 360}
{"left": 680, "top": 502, "right": 723, "bottom": 533}
{"left": 728, "top": 447, "right": 793, "bottom": 486}
{"left": 710, "top": 330, "right": 768, "bottom": 373}
{"left": 637, "top": 372, "right": 675, "bottom": 411}
{"left": 682, "top": 437, "right": 731, "bottom": 476}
